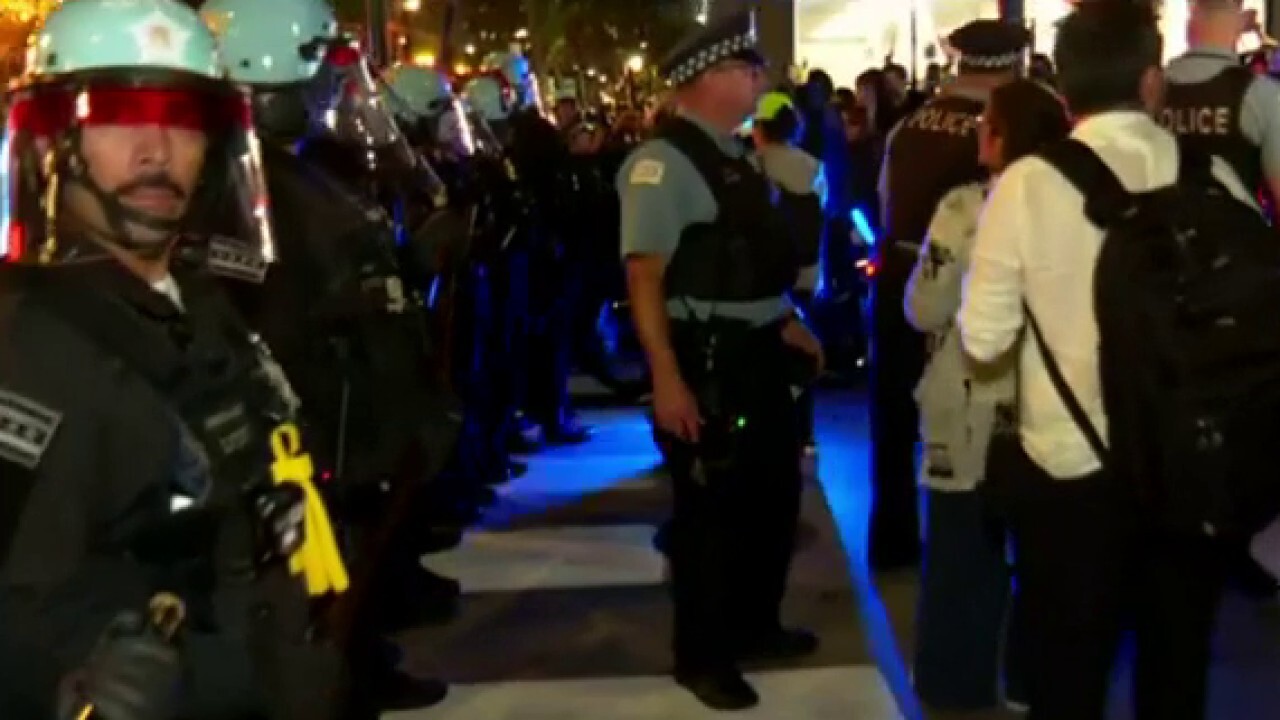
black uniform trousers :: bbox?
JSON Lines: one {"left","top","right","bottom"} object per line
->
{"left": 498, "top": 241, "right": 533, "bottom": 428}
{"left": 528, "top": 238, "right": 579, "bottom": 431}
{"left": 659, "top": 319, "right": 804, "bottom": 672}
{"left": 1002, "top": 444, "right": 1226, "bottom": 720}
{"left": 454, "top": 256, "right": 509, "bottom": 487}
{"left": 868, "top": 247, "right": 926, "bottom": 566}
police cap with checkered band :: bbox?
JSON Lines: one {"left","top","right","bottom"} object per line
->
{"left": 948, "top": 19, "right": 1031, "bottom": 73}
{"left": 659, "top": 10, "right": 765, "bottom": 86}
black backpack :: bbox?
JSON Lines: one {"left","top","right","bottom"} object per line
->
{"left": 1031, "top": 138, "right": 1280, "bottom": 538}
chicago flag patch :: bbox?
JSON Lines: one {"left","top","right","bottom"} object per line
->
{"left": 0, "top": 387, "right": 61, "bottom": 470}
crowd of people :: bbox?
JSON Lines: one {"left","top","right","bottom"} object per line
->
{"left": 618, "top": 0, "right": 1280, "bottom": 718}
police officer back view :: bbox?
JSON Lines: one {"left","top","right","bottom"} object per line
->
{"left": 869, "top": 20, "right": 1027, "bottom": 572}
{"left": 1164, "top": 0, "right": 1280, "bottom": 204}
{"left": 0, "top": 1, "right": 348, "bottom": 718}
{"left": 619, "top": 10, "right": 824, "bottom": 711}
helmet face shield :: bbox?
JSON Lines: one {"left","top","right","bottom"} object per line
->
{"left": 307, "top": 43, "right": 416, "bottom": 173}
{"left": 400, "top": 151, "right": 448, "bottom": 209}
{"left": 438, "top": 100, "right": 502, "bottom": 158}
{"left": 1, "top": 77, "right": 273, "bottom": 264}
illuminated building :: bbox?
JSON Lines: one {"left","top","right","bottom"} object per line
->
{"left": 712, "top": 0, "right": 1273, "bottom": 84}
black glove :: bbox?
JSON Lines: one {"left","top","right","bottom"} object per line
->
{"left": 249, "top": 482, "right": 307, "bottom": 566}
{"left": 58, "top": 612, "right": 180, "bottom": 720}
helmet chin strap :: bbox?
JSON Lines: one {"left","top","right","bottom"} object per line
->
{"left": 61, "top": 135, "right": 182, "bottom": 261}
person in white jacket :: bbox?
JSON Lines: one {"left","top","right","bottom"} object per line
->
{"left": 905, "top": 79, "right": 1071, "bottom": 714}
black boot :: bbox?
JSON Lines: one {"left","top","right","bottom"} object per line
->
{"left": 376, "top": 562, "right": 460, "bottom": 632}
{"left": 674, "top": 666, "right": 759, "bottom": 711}
{"left": 344, "top": 637, "right": 448, "bottom": 718}
{"left": 377, "top": 669, "right": 449, "bottom": 711}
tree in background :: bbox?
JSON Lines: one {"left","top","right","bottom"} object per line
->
{"left": 461, "top": 0, "right": 697, "bottom": 74}
{"left": 0, "top": 0, "right": 61, "bottom": 80}
{"left": 327, "top": 0, "right": 697, "bottom": 75}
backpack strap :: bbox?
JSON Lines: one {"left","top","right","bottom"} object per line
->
{"left": 1036, "top": 138, "right": 1136, "bottom": 228}
{"left": 1026, "top": 138, "right": 1116, "bottom": 467}
{"left": 1023, "top": 304, "right": 1110, "bottom": 467}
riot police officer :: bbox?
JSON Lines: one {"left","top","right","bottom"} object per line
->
{"left": 869, "top": 19, "right": 1026, "bottom": 572}
{"left": 200, "top": 1, "right": 457, "bottom": 713}
{"left": 464, "top": 71, "right": 590, "bottom": 448}
{"left": 459, "top": 73, "right": 545, "bottom": 449}
{"left": 383, "top": 63, "right": 459, "bottom": 155}
{"left": 619, "top": 10, "right": 823, "bottom": 711}
{"left": 488, "top": 54, "right": 592, "bottom": 445}
{"left": 0, "top": 1, "right": 347, "bottom": 717}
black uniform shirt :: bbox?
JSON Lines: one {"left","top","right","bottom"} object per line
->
{"left": 0, "top": 258, "right": 319, "bottom": 717}
{"left": 879, "top": 85, "right": 987, "bottom": 255}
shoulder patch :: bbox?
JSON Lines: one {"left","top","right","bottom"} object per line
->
{"left": 629, "top": 158, "right": 666, "bottom": 185}
{"left": 0, "top": 387, "right": 60, "bottom": 470}
{"left": 207, "top": 236, "right": 269, "bottom": 284}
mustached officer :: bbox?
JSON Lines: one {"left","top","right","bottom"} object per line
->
{"left": 0, "top": 1, "right": 348, "bottom": 717}
{"left": 620, "top": 10, "right": 824, "bottom": 711}
{"left": 869, "top": 19, "right": 1027, "bottom": 572}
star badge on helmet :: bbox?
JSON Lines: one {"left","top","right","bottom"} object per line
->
{"left": 131, "top": 10, "right": 192, "bottom": 65}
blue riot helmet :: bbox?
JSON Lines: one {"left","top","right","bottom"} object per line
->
{"left": 305, "top": 41, "right": 447, "bottom": 208}
{"left": 483, "top": 50, "right": 542, "bottom": 114}
{"left": 462, "top": 74, "right": 508, "bottom": 122}
{"left": 2, "top": 0, "right": 275, "bottom": 263}
{"left": 383, "top": 64, "right": 453, "bottom": 119}
{"left": 305, "top": 42, "right": 413, "bottom": 171}
{"left": 460, "top": 74, "right": 514, "bottom": 150}
{"left": 201, "top": 0, "right": 339, "bottom": 142}
{"left": 381, "top": 64, "right": 502, "bottom": 160}
{"left": 380, "top": 64, "right": 457, "bottom": 153}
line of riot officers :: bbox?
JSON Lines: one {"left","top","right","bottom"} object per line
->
{"left": 0, "top": 0, "right": 614, "bottom": 718}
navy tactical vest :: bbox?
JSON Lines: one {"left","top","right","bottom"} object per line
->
{"left": 1161, "top": 63, "right": 1261, "bottom": 192}
{"left": 657, "top": 118, "right": 798, "bottom": 303}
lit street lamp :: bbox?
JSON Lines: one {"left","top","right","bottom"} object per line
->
{"left": 396, "top": 0, "right": 420, "bottom": 62}
{"left": 624, "top": 54, "right": 645, "bottom": 108}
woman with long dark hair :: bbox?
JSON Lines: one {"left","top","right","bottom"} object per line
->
{"left": 906, "top": 79, "right": 1071, "bottom": 715}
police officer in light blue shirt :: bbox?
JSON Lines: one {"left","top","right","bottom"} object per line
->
{"left": 618, "top": 9, "right": 824, "bottom": 712}
{"left": 1163, "top": 0, "right": 1280, "bottom": 207}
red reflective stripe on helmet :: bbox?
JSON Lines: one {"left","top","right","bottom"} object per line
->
{"left": 7, "top": 86, "right": 246, "bottom": 136}
{"left": 326, "top": 45, "right": 361, "bottom": 67}
{"left": 7, "top": 93, "right": 73, "bottom": 137}
{"left": 5, "top": 223, "right": 25, "bottom": 262}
